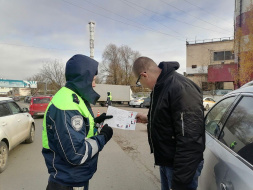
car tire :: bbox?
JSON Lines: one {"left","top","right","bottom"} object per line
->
{"left": 0, "top": 141, "right": 8, "bottom": 173}
{"left": 205, "top": 104, "right": 209, "bottom": 111}
{"left": 25, "top": 124, "right": 35, "bottom": 144}
{"left": 140, "top": 103, "right": 143, "bottom": 108}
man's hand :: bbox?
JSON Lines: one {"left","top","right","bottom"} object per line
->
{"left": 99, "top": 124, "right": 113, "bottom": 144}
{"left": 94, "top": 113, "right": 113, "bottom": 124}
{"left": 136, "top": 113, "right": 148, "bottom": 124}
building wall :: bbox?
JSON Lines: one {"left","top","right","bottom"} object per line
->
{"left": 0, "top": 87, "right": 12, "bottom": 95}
{"left": 186, "top": 40, "right": 234, "bottom": 75}
{"left": 208, "top": 64, "right": 238, "bottom": 82}
{"left": 9, "top": 87, "right": 31, "bottom": 96}
{"left": 224, "top": 82, "right": 234, "bottom": 90}
{"left": 19, "top": 88, "right": 31, "bottom": 96}
{"left": 187, "top": 74, "right": 207, "bottom": 89}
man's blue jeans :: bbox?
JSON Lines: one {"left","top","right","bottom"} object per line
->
{"left": 159, "top": 160, "right": 204, "bottom": 190}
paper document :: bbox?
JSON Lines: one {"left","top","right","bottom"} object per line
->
{"left": 104, "top": 106, "right": 137, "bottom": 130}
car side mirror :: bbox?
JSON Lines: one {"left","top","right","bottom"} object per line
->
{"left": 206, "top": 121, "right": 221, "bottom": 138}
{"left": 22, "top": 107, "right": 29, "bottom": 112}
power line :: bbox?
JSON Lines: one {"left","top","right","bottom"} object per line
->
{"left": 0, "top": 42, "right": 83, "bottom": 51}
{"left": 159, "top": 0, "right": 231, "bottom": 32}
{"left": 60, "top": 0, "right": 185, "bottom": 41}
{"left": 182, "top": 0, "right": 229, "bottom": 22}
{"left": 82, "top": 0, "right": 184, "bottom": 40}
{"left": 120, "top": 0, "right": 230, "bottom": 35}
{"left": 119, "top": 0, "right": 184, "bottom": 37}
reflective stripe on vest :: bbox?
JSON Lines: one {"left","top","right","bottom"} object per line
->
{"left": 42, "top": 87, "right": 95, "bottom": 149}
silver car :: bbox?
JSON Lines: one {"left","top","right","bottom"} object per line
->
{"left": 198, "top": 84, "right": 253, "bottom": 189}
{"left": 0, "top": 97, "right": 35, "bottom": 173}
{"left": 129, "top": 97, "right": 145, "bottom": 108}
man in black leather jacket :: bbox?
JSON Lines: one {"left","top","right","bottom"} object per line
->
{"left": 133, "top": 57, "right": 205, "bottom": 190}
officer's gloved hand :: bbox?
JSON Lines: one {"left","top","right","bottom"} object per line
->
{"left": 94, "top": 113, "right": 113, "bottom": 124}
{"left": 100, "top": 124, "right": 113, "bottom": 144}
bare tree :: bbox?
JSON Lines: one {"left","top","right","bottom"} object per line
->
{"left": 100, "top": 44, "right": 141, "bottom": 86}
{"left": 100, "top": 44, "right": 122, "bottom": 84}
{"left": 118, "top": 45, "right": 141, "bottom": 85}
{"left": 27, "top": 59, "right": 65, "bottom": 95}
{"left": 40, "top": 59, "right": 65, "bottom": 91}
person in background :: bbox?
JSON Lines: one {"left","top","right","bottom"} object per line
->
{"left": 133, "top": 56, "right": 205, "bottom": 190}
{"left": 42, "top": 54, "right": 113, "bottom": 190}
{"left": 106, "top": 91, "right": 112, "bottom": 106}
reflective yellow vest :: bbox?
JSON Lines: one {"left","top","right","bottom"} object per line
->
{"left": 42, "top": 87, "right": 95, "bottom": 149}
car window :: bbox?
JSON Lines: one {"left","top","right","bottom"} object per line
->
{"left": 33, "top": 98, "right": 51, "bottom": 104}
{"left": 33, "top": 98, "right": 41, "bottom": 104}
{"left": 210, "top": 98, "right": 215, "bottom": 102}
{"left": 40, "top": 98, "right": 51, "bottom": 103}
{"left": 220, "top": 96, "right": 253, "bottom": 165}
{"left": 8, "top": 102, "right": 22, "bottom": 114}
{"left": 0, "top": 103, "right": 11, "bottom": 117}
{"left": 205, "top": 96, "right": 236, "bottom": 137}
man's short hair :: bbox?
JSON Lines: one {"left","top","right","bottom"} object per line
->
{"left": 133, "top": 57, "right": 157, "bottom": 75}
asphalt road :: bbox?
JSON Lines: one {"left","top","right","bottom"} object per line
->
{"left": 0, "top": 103, "right": 160, "bottom": 190}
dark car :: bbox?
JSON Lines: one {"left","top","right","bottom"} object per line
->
{"left": 198, "top": 82, "right": 253, "bottom": 189}
{"left": 12, "top": 96, "right": 20, "bottom": 101}
{"left": 24, "top": 96, "right": 31, "bottom": 103}
{"left": 143, "top": 97, "right": 150, "bottom": 108}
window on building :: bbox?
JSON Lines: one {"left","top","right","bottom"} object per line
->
{"left": 225, "top": 51, "right": 234, "bottom": 60}
{"left": 215, "top": 82, "right": 224, "bottom": 89}
{"left": 213, "top": 51, "right": 234, "bottom": 61}
{"left": 192, "top": 65, "right": 197, "bottom": 68}
{"left": 202, "top": 82, "right": 208, "bottom": 91}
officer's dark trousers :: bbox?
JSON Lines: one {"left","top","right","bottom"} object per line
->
{"left": 46, "top": 180, "right": 89, "bottom": 190}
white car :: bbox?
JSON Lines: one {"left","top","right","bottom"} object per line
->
{"left": 129, "top": 97, "right": 145, "bottom": 108}
{"left": 0, "top": 97, "right": 35, "bottom": 173}
{"left": 203, "top": 97, "right": 216, "bottom": 110}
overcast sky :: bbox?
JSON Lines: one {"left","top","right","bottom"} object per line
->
{"left": 0, "top": 0, "right": 234, "bottom": 80}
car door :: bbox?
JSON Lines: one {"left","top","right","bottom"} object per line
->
{"left": 7, "top": 102, "right": 29, "bottom": 143}
{"left": 31, "top": 98, "right": 41, "bottom": 112}
{"left": 0, "top": 102, "right": 21, "bottom": 148}
{"left": 213, "top": 95, "right": 253, "bottom": 190}
{"left": 0, "top": 103, "right": 12, "bottom": 140}
{"left": 198, "top": 96, "right": 238, "bottom": 190}
{"left": 40, "top": 97, "right": 51, "bottom": 112}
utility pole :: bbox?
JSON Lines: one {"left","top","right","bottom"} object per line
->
{"left": 89, "top": 21, "right": 95, "bottom": 59}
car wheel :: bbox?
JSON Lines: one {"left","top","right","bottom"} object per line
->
{"left": 25, "top": 124, "right": 35, "bottom": 144}
{"left": 205, "top": 104, "right": 209, "bottom": 111}
{"left": 140, "top": 103, "right": 143, "bottom": 108}
{"left": 0, "top": 141, "right": 8, "bottom": 173}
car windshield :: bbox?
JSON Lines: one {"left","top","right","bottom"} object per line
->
{"left": 33, "top": 98, "right": 51, "bottom": 104}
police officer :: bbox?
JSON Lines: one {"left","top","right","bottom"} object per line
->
{"left": 42, "top": 54, "right": 113, "bottom": 190}
{"left": 106, "top": 91, "right": 112, "bottom": 106}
